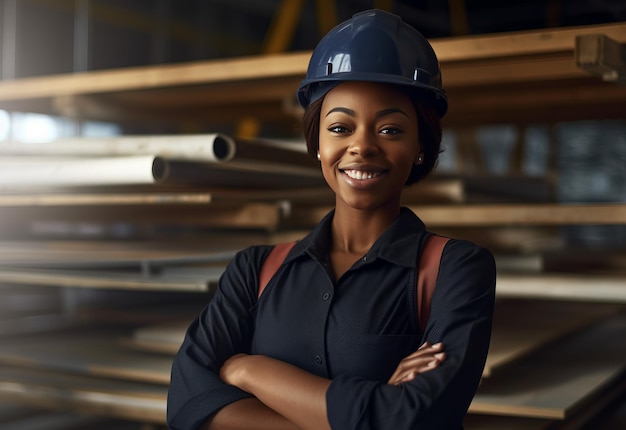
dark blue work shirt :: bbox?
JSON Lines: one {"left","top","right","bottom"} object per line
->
{"left": 167, "top": 208, "right": 496, "bottom": 429}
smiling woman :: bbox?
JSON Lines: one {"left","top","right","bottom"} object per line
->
{"left": 317, "top": 81, "right": 421, "bottom": 215}
{"left": 167, "top": 9, "right": 496, "bottom": 430}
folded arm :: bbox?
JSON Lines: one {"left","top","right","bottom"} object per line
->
{"left": 202, "top": 397, "right": 300, "bottom": 430}
{"left": 213, "top": 342, "right": 446, "bottom": 429}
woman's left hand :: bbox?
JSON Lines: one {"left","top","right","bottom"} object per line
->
{"left": 387, "top": 342, "right": 446, "bottom": 385}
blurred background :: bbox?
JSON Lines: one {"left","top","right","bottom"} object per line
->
{"left": 0, "top": 1, "right": 625, "bottom": 429}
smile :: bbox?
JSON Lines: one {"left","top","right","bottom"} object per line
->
{"left": 342, "top": 169, "right": 383, "bottom": 180}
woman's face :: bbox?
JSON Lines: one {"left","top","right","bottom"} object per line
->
{"left": 319, "top": 81, "right": 422, "bottom": 212}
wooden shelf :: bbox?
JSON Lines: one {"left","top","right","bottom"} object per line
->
{"left": 1, "top": 23, "right": 624, "bottom": 128}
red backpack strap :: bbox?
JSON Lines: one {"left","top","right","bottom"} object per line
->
{"left": 417, "top": 235, "right": 450, "bottom": 332}
{"left": 258, "top": 242, "right": 297, "bottom": 298}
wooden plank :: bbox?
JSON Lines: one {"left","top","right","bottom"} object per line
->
{"left": 434, "top": 22, "right": 626, "bottom": 62}
{"left": 0, "top": 409, "right": 111, "bottom": 430}
{"left": 287, "top": 203, "right": 626, "bottom": 228}
{"left": 128, "top": 320, "right": 190, "bottom": 355}
{"left": 0, "top": 23, "right": 624, "bottom": 128}
{"left": 0, "top": 266, "right": 221, "bottom": 292}
{"left": 445, "top": 78, "right": 626, "bottom": 126}
{"left": 0, "top": 239, "right": 246, "bottom": 269}
{"left": 0, "top": 404, "right": 42, "bottom": 425}
{"left": 0, "top": 192, "right": 214, "bottom": 206}
{"left": 0, "top": 367, "right": 167, "bottom": 424}
{"left": 549, "top": 379, "right": 626, "bottom": 430}
{"left": 485, "top": 300, "right": 623, "bottom": 377}
{"left": 74, "top": 302, "right": 207, "bottom": 327}
{"left": 411, "top": 203, "right": 626, "bottom": 226}
{"left": 496, "top": 274, "right": 626, "bottom": 303}
{"left": 576, "top": 33, "right": 626, "bottom": 82}
{"left": 0, "top": 333, "right": 173, "bottom": 385}
{"left": 0, "top": 51, "right": 311, "bottom": 101}
{"left": 0, "top": 23, "right": 624, "bottom": 102}
{"left": 469, "top": 312, "right": 626, "bottom": 419}
{"left": 0, "top": 201, "right": 283, "bottom": 231}
{"left": 0, "top": 177, "right": 460, "bottom": 208}
{"left": 0, "top": 314, "right": 76, "bottom": 337}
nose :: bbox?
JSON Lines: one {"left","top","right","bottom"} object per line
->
{"left": 348, "top": 130, "right": 379, "bottom": 158}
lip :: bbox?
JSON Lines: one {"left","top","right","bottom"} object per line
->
{"left": 338, "top": 164, "right": 388, "bottom": 189}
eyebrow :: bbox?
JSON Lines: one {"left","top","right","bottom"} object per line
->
{"left": 325, "top": 107, "right": 409, "bottom": 118}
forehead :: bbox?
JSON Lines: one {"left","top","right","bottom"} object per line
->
{"left": 322, "top": 81, "right": 414, "bottom": 113}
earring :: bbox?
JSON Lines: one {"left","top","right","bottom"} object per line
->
{"left": 317, "top": 152, "right": 321, "bottom": 161}
{"left": 416, "top": 156, "right": 423, "bottom": 164}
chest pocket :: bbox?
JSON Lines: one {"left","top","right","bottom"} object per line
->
{"left": 326, "top": 332, "right": 420, "bottom": 381}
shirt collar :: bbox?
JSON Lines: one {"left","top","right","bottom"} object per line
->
{"left": 288, "top": 207, "right": 427, "bottom": 268}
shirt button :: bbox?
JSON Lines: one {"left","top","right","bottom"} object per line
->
{"left": 322, "top": 292, "right": 331, "bottom": 300}
{"left": 314, "top": 355, "right": 323, "bottom": 365}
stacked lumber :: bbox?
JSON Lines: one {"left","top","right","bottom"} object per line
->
{"left": 1, "top": 132, "right": 625, "bottom": 429}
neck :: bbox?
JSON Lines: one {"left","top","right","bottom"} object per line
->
{"left": 331, "top": 204, "right": 401, "bottom": 255}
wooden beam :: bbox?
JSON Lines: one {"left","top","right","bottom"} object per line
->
{"left": 485, "top": 300, "right": 623, "bottom": 378}
{"left": 0, "top": 202, "right": 283, "bottom": 231}
{"left": 470, "top": 313, "right": 626, "bottom": 419}
{"left": 0, "top": 367, "right": 167, "bottom": 424}
{"left": 1, "top": 23, "right": 624, "bottom": 102}
{"left": 315, "top": 0, "right": 338, "bottom": 37}
{"left": 0, "top": 333, "right": 174, "bottom": 385}
{"left": 287, "top": 203, "right": 626, "bottom": 228}
{"left": 0, "top": 193, "right": 213, "bottom": 207}
{"left": 576, "top": 33, "right": 626, "bottom": 83}
{"left": 0, "top": 51, "right": 311, "bottom": 102}
{"left": 433, "top": 22, "right": 626, "bottom": 62}
{"left": 496, "top": 273, "right": 626, "bottom": 303}
{"left": 411, "top": 203, "right": 626, "bottom": 226}
{"left": 448, "top": 0, "right": 470, "bottom": 36}
{"left": 261, "top": 0, "right": 305, "bottom": 54}
{"left": 1, "top": 23, "right": 625, "bottom": 128}
{"left": 0, "top": 267, "right": 219, "bottom": 292}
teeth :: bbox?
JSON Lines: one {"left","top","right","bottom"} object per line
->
{"left": 344, "top": 170, "right": 381, "bottom": 180}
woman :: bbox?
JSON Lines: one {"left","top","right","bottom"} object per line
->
{"left": 167, "top": 9, "right": 495, "bottom": 430}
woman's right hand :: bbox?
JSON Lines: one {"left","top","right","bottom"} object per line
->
{"left": 387, "top": 342, "right": 446, "bottom": 385}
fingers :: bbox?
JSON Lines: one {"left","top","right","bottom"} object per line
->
{"left": 387, "top": 342, "right": 446, "bottom": 385}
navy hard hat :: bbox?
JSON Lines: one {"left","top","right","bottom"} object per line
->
{"left": 297, "top": 9, "right": 448, "bottom": 117}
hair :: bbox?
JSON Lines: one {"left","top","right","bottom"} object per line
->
{"left": 302, "top": 87, "right": 442, "bottom": 185}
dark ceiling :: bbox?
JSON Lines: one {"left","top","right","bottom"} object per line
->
{"left": 2, "top": 0, "right": 626, "bottom": 79}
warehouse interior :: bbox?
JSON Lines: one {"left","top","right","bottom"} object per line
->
{"left": 0, "top": 0, "right": 625, "bottom": 428}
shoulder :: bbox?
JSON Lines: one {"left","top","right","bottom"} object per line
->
{"left": 226, "top": 244, "right": 275, "bottom": 275}
{"left": 215, "top": 245, "right": 275, "bottom": 294}
{"left": 437, "top": 238, "right": 496, "bottom": 299}
{"left": 441, "top": 238, "right": 495, "bottom": 272}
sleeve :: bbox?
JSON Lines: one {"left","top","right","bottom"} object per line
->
{"left": 326, "top": 240, "right": 496, "bottom": 430}
{"left": 166, "top": 246, "right": 271, "bottom": 430}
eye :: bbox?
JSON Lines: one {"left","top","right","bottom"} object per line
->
{"left": 328, "top": 124, "right": 350, "bottom": 134}
{"left": 380, "top": 126, "right": 403, "bottom": 135}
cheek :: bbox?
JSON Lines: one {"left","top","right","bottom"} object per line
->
{"left": 318, "top": 140, "right": 343, "bottom": 185}
{"left": 319, "top": 148, "right": 338, "bottom": 180}
{"left": 318, "top": 135, "right": 341, "bottom": 164}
